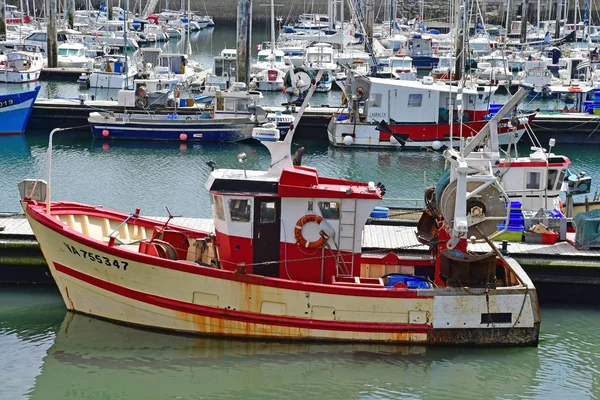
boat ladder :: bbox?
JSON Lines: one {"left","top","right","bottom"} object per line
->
{"left": 334, "top": 198, "right": 358, "bottom": 277}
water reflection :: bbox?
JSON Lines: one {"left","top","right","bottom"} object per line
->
{"left": 23, "top": 312, "right": 544, "bottom": 400}
{"left": 0, "top": 288, "right": 64, "bottom": 400}
{"left": 1, "top": 288, "right": 599, "bottom": 399}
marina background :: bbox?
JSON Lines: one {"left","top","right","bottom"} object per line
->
{"left": 2, "top": 24, "right": 600, "bottom": 400}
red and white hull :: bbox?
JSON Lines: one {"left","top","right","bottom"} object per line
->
{"left": 327, "top": 113, "right": 535, "bottom": 149}
{"left": 24, "top": 201, "right": 540, "bottom": 345}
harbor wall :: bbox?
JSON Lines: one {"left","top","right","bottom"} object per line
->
{"left": 187, "top": 0, "right": 587, "bottom": 26}
{"left": 5, "top": 0, "right": 594, "bottom": 26}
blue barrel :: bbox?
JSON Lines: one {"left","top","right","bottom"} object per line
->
{"left": 179, "top": 99, "right": 187, "bottom": 107}
{"left": 370, "top": 206, "right": 390, "bottom": 219}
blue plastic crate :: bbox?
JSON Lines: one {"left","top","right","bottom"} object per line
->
{"left": 384, "top": 274, "right": 432, "bottom": 289}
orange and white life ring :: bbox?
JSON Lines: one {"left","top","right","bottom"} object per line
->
{"left": 294, "top": 214, "right": 327, "bottom": 248}
{"left": 568, "top": 86, "right": 582, "bottom": 92}
{"left": 174, "top": 87, "right": 181, "bottom": 98}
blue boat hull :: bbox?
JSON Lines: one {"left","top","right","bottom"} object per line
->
{"left": 411, "top": 56, "right": 440, "bottom": 70}
{"left": 90, "top": 120, "right": 255, "bottom": 142}
{"left": 0, "top": 85, "right": 40, "bottom": 135}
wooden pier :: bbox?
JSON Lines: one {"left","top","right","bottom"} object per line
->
{"left": 2, "top": 213, "right": 599, "bottom": 302}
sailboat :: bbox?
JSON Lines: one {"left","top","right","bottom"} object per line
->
{"left": 250, "top": 0, "right": 290, "bottom": 91}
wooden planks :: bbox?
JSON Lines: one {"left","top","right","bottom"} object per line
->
{"left": 2, "top": 213, "right": 600, "bottom": 260}
{"left": 0, "top": 214, "right": 34, "bottom": 236}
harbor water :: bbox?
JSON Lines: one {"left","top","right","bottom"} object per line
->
{"left": 1, "top": 288, "right": 600, "bottom": 399}
{"left": 2, "top": 29, "right": 600, "bottom": 400}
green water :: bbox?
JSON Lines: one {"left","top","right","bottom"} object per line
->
{"left": 1, "top": 288, "right": 599, "bottom": 400}
{"left": 2, "top": 26, "right": 600, "bottom": 400}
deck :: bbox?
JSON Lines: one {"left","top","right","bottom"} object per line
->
{"left": 2, "top": 213, "right": 600, "bottom": 301}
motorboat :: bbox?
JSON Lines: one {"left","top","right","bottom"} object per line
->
{"left": 57, "top": 43, "right": 94, "bottom": 69}
{"left": 0, "top": 44, "right": 44, "bottom": 83}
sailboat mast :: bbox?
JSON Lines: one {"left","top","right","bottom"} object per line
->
{"left": 270, "top": 0, "right": 275, "bottom": 54}
{"left": 123, "top": 0, "right": 129, "bottom": 90}
{"left": 186, "top": 0, "right": 191, "bottom": 56}
{"left": 536, "top": 0, "right": 541, "bottom": 37}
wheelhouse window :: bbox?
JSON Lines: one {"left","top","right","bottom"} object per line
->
{"left": 408, "top": 94, "right": 422, "bottom": 107}
{"left": 547, "top": 169, "right": 559, "bottom": 190}
{"left": 370, "top": 93, "right": 382, "bottom": 107}
{"left": 211, "top": 194, "right": 225, "bottom": 221}
{"left": 318, "top": 201, "right": 340, "bottom": 219}
{"left": 526, "top": 171, "right": 541, "bottom": 190}
{"left": 229, "top": 199, "right": 251, "bottom": 222}
{"left": 260, "top": 201, "right": 276, "bottom": 223}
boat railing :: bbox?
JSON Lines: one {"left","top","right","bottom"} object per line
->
{"left": 379, "top": 197, "right": 424, "bottom": 208}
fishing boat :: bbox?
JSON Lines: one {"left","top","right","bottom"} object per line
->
{"left": 327, "top": 73, "right": 536, "bottom": 149}
{"left": 0, "top": 85, "right": 40, "bottom": 135}
{"left": 88, "top": 88, "right": 291, "bottom": 141}
{"left": 305, "top": 43, "right": 337, "bottom": 92}
{"left": 0, "top": 44, "right": 44, "bottom": 83}
{"left": 89, "top": 54, "right": 137, "bottom": 89}
{"left": 19, "top": 72, "right": 540, "bottom": 345}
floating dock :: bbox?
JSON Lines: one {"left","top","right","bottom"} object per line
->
{"left": 1, "top": 213, "right": 599, "bottom": 302}
{"left": 41, "top": 67, "right": 91, "bottom": 81}
{"left": 29, "top": 98, "right": 330, "bottom": 139}
{"left": 29, "top": 97, "right": 600, "bottom": 143}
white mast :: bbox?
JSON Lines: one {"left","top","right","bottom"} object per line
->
{"left": 537, "top": 0, "right": 541, "bottom": 37}
{"left": 270, "top": 0, "right": 275, "bottom": 55}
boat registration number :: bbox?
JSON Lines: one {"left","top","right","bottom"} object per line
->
{"left": 0, "top": 99, "right": 14, "bottom": 108}
{"left": 63, "top": 242, "right": 129, "bottom": 270}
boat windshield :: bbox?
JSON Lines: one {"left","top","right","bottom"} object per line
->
{"left": 490, "top": 59, "right": 506, "bottom": 68}
{"left": 391, "top": 59, "right": 411, "bottom": 68}
{"left": 58, "top": 48, "right": 82, "bottom": 56}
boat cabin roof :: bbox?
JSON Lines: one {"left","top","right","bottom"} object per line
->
{"left": 58, "top": 42, "right": 87, "bottom": 50}
{"left": 369, "top": 77, "right": 493, "bottom": 95}
{"left": 206, "top": 166, "right": 382, "bottom": 200}
{"left": 12, "top": 44, "right": 42, "bottom": 53}
{"left": 220, "top": 49, "right": 237, "bottom": 58}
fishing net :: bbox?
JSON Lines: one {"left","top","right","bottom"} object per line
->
{"left": 573, "top": 209, "right": 600, "bottom": 249}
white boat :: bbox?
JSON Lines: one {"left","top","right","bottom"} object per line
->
{"left": 328, "top": 73, "right": 534, "bottom": 149}
{"left": 389, "top": 54, "right": 417, "bottom": 80}
{"left": 89, "top": 54, "right": 138, "bottom": 89}
{"left": 1, "top": 30, "right": 68, "bottom": 55}
{"left": 250, "top": 0, "right": 291, "bottom": 92}
{"left": 0, "top": 44, "right": 43, "bottom": 83}
{"left": 474, "top": 56, "right": 513, "bottom": 85}
{"left": 430, "top": 55, "right": 456, "bottom": 80}
{"left": 252, "top": 66, "right": 287, "bottom": 91}
{"left": 305, "top": 43, "right": 337, "bottom": 92}
{"left": 517, "top": 60, "right": 552, "bottom": 94}
{"left": 206, "top": 48, "right": 237, "bottom": 90}
{"left": 57, "top": 43, "right": 94, "bottom": 69}
{"left": 19, "top": 74, "right": 541, "bottom": 346}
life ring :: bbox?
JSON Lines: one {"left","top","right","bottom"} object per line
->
{"left": 135, "top": 97, "right": 148, "bottom": 108}
{"left": 135, "top": 86, "right": 146, "bottom": 97}
{"left": 103, "top": 45, "right": 111, "bottom": 55}
{"left": 174, "top": 87, "right": 181, "bottom": 98}
{"left": 294, "top": 214, "right": 327, "bottom": 249}
{"left": 568, "top": 86, "right": 582, "bottom": 92}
